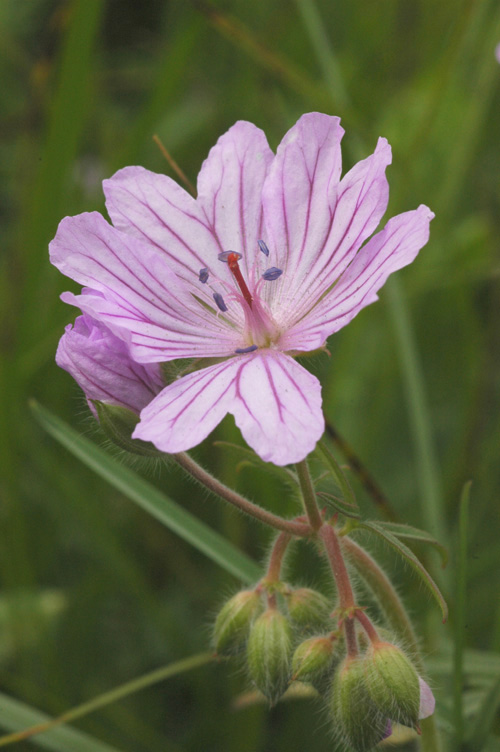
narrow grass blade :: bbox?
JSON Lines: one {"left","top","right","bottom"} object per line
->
{"left": 454, "top": 482, "right": 471, "bottom": 749}
{"left": 0, "top": 653, "right": 213, "bottom": 749}
{"left": 468, "top": 673, "right": 500, "bottom": 752}
{"left": 30, "top": 402, "right": 262, "bottom": 583}
{"left": 0, "top": 693, "right": 119, "bottom": 752}
{"left": 358, "top": 521, "right": 448, "bottom": 622}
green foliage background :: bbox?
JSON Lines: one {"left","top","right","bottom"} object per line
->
{"left": 1, "top": 0, "right": 499, "bottom": 749}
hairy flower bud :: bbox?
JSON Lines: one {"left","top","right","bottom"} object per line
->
{"left": 291, "top": 636, "right": 336, "bottom": 689}
{"left": 93, "top": 401, "right": 160, "bottom": 456}
{"left": 247, "top": 608, "right": 292, "bottom": 704}
{"left": 364, "top": 642, "right": 420, "bottom": 729}
{"left": 213, "top": 590, "right": 263, "bottom": 655}
{"left": 331, "top": 657, "right": 388, "bottom": 752}
{"left": 286, "top": 588, "right": 331, "bottom": 630}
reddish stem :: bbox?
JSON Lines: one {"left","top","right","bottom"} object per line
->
{"left": 320, "top": 525, "right": 355, "bottom": 610}
{"left": 355, "top": 609, "right": 380, "bottom": 644}
{"left": 344, "top": 618, "right": 358, "bottom": 658}
{"left": 265, "top": 531, "right": 292, "bottom": 583}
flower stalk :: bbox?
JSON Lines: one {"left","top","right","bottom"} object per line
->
{"left": 263, "top": 531, "right": 292, "bottom": 583}
{"left": 173, "top": 452, "right": 311, "bottom": 537}
{"left": 295, "top": 459, "right": 323, "bottom": 531}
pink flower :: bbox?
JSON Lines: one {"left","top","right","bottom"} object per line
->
{"left": 50, "top": 113, "right": 433, "bottom": 465}
{"left": 57, "top": 312, "right": 163, "bottom": 414}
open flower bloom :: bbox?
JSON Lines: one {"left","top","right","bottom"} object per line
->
{"left": 50, "top": 113, "right": 433, "bottom": 465}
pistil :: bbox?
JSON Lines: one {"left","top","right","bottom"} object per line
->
{"left": 226, "top": 252, "right": 254, "bottom": 308}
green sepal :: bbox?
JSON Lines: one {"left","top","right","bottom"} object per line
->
{"left": 213, "top": 590, "right": 263, "bottom": 655}
{"left": 364, "top": 643, "right": 420, "bottom": 729}
{"left": 92, "top": 401, "right": 161, "bottom": 457}
{"left": 331, "top": 657, "right": 388, "bottom": 752}
{"left": 291, "top": 636, "right": 335, "bottom": 687}
{"left": 286, "top": 588, "right": 332, "bottom": 631}
{"left": 247, "top": 609, "right": 292, "bottom": 705}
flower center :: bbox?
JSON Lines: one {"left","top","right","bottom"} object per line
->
{"left": 199, "top": 241, "right": 283, "bottom": 351}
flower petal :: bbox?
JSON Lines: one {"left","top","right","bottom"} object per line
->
{"left": 418, "top": 678, "right": 435, "bottom": 720}
{"left": 50, "top": 212, "right": 242, "bottom": 361}
{"left": 262, "top": 120, "right": 393, "bottom": 328}
{"left": 133, "top": 351, "right": 324, "bottom": 465}
{"left": 262, "top": 112, "right": 343, "bottom": 307}
{"left": 196, "top": 120, "right": 274, "bottom": 279}
{"left": 56, "top": 315, "right": 163, "bottom": 413}
{"left": 103, "top": 166, "right": 223, "bottom": 285}
{"left": 282, "top": 205, "right": 434, "bottom": 351}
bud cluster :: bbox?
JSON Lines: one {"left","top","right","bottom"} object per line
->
{"left": 214, "top": 589, "right": 435, "bottom": 750}
{"left": 213, "top": 583, "right": 340, "bottom": 704}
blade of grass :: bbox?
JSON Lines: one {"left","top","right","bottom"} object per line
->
{"left": 0, "top": 652, "right": 213, "bottom": 749}
{"left": 454, "top": 482, "right": 471, "bottom": 749}
{"left": 30, "top": 402, "right": 262, "bottom": 584}
{"left": 385, "top": 279, "right": 448, "bottom": 556}
{"left": 0, "top": 694, "right": 119, "bottom": 752}
{"left": 19, "top": 0, "right": 104, "bottom": 350}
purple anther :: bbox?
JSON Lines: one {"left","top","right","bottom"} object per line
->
{"left": 218, "top": 250, "right": 242, "bottom": 263}
{"left": 262, "top": 267, "right": 283, "bottom": 281}
{"left": 213, "top": 292, "right": 228, "bottom": 312}
{"left": 235, "top": 345, "right": 258, "bottom": 354}
{"left": 257, "top": 239, "right": 270, "bottom": 257}
{"left": 199, "top": 267, "right": 209, "bottom": 284}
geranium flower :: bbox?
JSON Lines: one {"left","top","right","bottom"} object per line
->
{"left": 56, "top": 312, "right": 163, "bottom": 414}
{"left": 50, "top": 113, "right": 433, "bottom": 465}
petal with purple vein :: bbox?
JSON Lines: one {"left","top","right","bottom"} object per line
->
{"left": 197, "top": 120, "right": 274, "bottom": 280}
{"left": 133, "top": 351, "right": 324, "bottom": 465}
{"left": 282, "top": 205, "right": 434, "bottom": 352}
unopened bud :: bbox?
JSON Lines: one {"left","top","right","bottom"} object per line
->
{"left": 92, "top": 401, "right": 159, "bottom": 456}
{"left": 213, "top": 590, "right": 263, "bottom": 655}
{"left": 291, "top": 636, "right": 336, "bottom": 689}
{"left": 364, "top": 642, "right": 420, "bottom": 729}
{"left": 247, "top": 609, "right": 292, "bottom": 704}
{"left": 286, "top": 588, "right": 331, "bottom": 630}
{"left": 331, "top": 657, "right": 388, "bottom": 752}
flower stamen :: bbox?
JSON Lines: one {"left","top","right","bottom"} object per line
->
{"left": 213, "top": 292, "right": 228, "bottom": 312}
{"left": 235, "top": 345, "right": 258, "bottom": 354}
{"left": 258, "top": 239, "right": 270, "bottom": 257}
{"left": 262, "top": 267, "right": 283, "bottom": 281}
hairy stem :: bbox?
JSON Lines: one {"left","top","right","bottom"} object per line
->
{"left": 340, "top": 537, "right": 419, "bottom": 656}
{"left": 320, "top": 524, "right": 355, "bottom": 610}
{"left": 264, "top": 531, "right": 292, "bottom": 583}
{"left": 173, "top": 452, "right": 311, "bottom": 537}
{"left": 355, "top": 609, "right": 380, "bottom": 643}
{"left": 295, "top": 459, "right": 323, "bottom": 531}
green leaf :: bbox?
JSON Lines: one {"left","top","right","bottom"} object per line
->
{"left": 372, "top": 521, "right": 448, "bottom": 566}
{"left": 0, "top": 692, "right": 119, "bottom": 752}
{"left": 31, "top": 402, "right": 261, "bottom": 584}
{"left": 316, "top": 491, "right": 361, "bottom": 520}
{"left": 357, "top": 521, "right": 448, "bottom": 622}
{"left": 314, "top": 441, "right": 359, "bottom": 517}
{"left": 468, "top": 673, "right": 500, "bottom": 752}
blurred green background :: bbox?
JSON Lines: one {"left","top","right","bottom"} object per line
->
{"left": 1, "top": 0, "right": 500, "bottom": 750}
